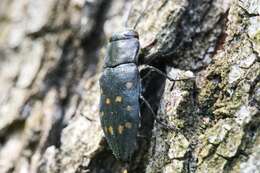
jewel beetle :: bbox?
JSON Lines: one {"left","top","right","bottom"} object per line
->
{"left": 99, "top": 3, "right": 184, "bottom": 161}
{"left": 99, "top": 29, "right": 141, "bottom": 161}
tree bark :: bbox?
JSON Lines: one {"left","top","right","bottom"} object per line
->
{"left": 0, "top": 0, "right": 259, "bottom": 173}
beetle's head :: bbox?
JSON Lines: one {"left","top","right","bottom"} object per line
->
{"left": 109, "top": 29, "right": 139, "bottom": 42}
{"left": 105, "top": 29, "right": 140, "bottom": 68}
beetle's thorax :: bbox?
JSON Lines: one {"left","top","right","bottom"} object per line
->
{"left": 104, "top": 29, "right": 140, "bottom": 68}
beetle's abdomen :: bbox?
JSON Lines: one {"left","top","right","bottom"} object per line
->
{"left": 99, "top": 63, "right": 140, "bottom": 161}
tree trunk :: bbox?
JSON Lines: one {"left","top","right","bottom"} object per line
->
{"left": 0, "top": 0, "right": 259, "bottom": 173}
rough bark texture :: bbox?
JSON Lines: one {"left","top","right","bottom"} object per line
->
{"left": 0, "top": 0, "right": 259, "bottom": 173}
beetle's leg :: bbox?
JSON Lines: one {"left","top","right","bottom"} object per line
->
{"left": 142, "top": 39, "right": 157, "bottom": 51}
{"left": 140, "top": 65, "right": 194, "bottom": 82}
{"left": 80, "top": 113, "right": 95, "bottom": 121}
{"left": 140, "top": 95, "right": 176, "bottom": 131}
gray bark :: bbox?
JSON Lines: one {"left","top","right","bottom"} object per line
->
{"left": 0, "top": 0, "right": 259, "bottom": 173}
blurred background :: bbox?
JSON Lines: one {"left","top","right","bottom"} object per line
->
{"left": 0, "top": 0, "right": 259, "bottom": 173}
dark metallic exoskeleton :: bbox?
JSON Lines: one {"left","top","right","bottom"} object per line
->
{"left": 99, "top": 30, "right": 141, "bottom": 161}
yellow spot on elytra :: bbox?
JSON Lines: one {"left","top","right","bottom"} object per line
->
{"left": 115, "top": 96, "right": 123, "bottom": 102}
{"left": 100, "top": 112, "right": 104, "bottom": 117}
{"left": 118, "top": 125, "right": 124, "bottom": 134}
{"left": 108, "top": 126, "right": 114, "bottom": 135}
{"left": 106, "top": 98, "right": 111, "bottom": 104}
{"left": 126, "top": 105, "right": 132, "bottom": 112}
{"left": 122, "top": 169, "right": 128, "bottom": 173}
{"left": 125, "top": 122, "right": 132, "bottom": 129}
{"left": 126, "top": 82, "right": 133, "bottom": 89}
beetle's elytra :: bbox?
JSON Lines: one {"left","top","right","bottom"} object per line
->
{"left": 99, "top": 30, "right": 141, "bottom": 161}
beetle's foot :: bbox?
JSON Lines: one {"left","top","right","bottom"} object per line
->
{"left": 154, "top": 117, "right": 177, "bottom": 131}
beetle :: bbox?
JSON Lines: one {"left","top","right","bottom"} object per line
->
{"left": 99, "top": 3, "right": 184, "bottom": 161}
{"left": 99, "top": 29, "right": 141, "bottom": 161}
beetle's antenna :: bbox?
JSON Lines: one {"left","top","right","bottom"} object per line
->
{"left": 133, "top": 0, "right": 149, "bottom": 29}
{"left": 123, "top": 2, "right": 132, "bottom": 28}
